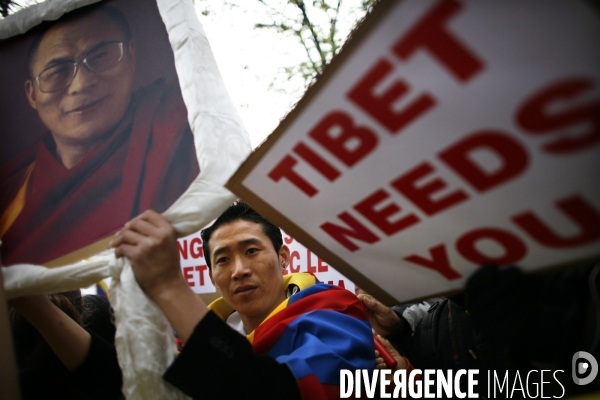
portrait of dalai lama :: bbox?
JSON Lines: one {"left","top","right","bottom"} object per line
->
{"left": 0, "top": 2, "right": 199, "bottom": 266}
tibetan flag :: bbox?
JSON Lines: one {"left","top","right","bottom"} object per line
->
{"left": 96, "top": 280, "right": 109, "bottom": 297}
{"left": 249, "top": 273, "right": 375, "bottom": 399}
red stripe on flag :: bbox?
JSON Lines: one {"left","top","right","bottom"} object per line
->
{"left": 252, "top": 286, "right": 368, "bottom": 354}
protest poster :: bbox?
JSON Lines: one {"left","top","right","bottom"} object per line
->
{"left": 281, "top": 231, "right": 355, "bottom": 292}
{"left": 1, "top": 0, "right": 251, "bottom": 397}
{"left": 0, "top": 0, "right": 199, "bottom": 267}
{"left": 178, "top": 231, "right": 214, "bottom": 294}
{"left": 227, "top": 0, "right": 600, "bottom": 304}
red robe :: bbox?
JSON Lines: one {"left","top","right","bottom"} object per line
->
{"left": 0, "top": 80, "right": 199, "bottom": 265}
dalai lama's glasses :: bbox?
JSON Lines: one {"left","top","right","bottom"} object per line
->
{"left": 35, "top": 41, "right": 125, "bottom": 93}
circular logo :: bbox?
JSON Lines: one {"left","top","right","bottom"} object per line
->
{"left": 572, "top": 351, "right": 598, "bottom": 386}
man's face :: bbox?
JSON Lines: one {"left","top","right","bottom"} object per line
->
{"left": 209, "top": 220, "right": 289, "bottom": 328}
{"left": 25, "top": 12, "right": 135, "bottom": 150}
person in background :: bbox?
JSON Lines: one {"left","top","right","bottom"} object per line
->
{"left": 359, "top": 262, "right": 600, "bottom": 398}
{"left": 10, "top": 290, "right": 123, "bottom": 399}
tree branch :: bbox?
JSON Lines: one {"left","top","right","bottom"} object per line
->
{"left": 293, "top": 0, "right": 327, "bottom": 68}
{"left": 328, "top": 0, "right": 342, "bottom": 56}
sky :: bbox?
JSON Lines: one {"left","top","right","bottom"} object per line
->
{"left": 192, "top": 1, "right": 368, "bottom": 148}
{"left": 195, "top": 3, "right": 299, "bottom": 148}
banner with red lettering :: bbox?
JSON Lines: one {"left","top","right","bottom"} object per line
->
{"left": 178, "top": 231, "right": 214, "bottom": 294}
{"left": 227, "top": 0, "right": 600, "bottom": 304}
{"left": 282, "top": 231, "right": 355, "bottom": 292}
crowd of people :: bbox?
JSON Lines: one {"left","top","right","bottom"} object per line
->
{"left": 7, "top": 198, "right": 600, "bottom": 399}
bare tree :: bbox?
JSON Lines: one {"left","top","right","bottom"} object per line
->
{"left": 194, "top": 0, "right": 375, "bottom": 93}
{"left": 1, "top": 0, "right": 17, "bottom": 17}
{"left": 1, "top": 0, "right": 44, "bottom": 17}
{"left": 253, "top": 0, "right": 375, "bottom": 87}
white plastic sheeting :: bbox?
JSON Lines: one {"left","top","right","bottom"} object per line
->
{"left": 0, "top": 0, "right": 99, "bottom": 39}
{"left": 1, "top": 0, "right": 252, "bottom": 398}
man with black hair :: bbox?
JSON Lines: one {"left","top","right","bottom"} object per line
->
{"left": 0, "top": 3, "right": 198, "bottom": 265}
{"left": 111, "top": 200, "right": 376, "bottom": 399}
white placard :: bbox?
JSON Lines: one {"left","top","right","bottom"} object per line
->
{"left": 178, "top": 231, "right": 214, "bottom": 294}
{"left": 228, "top": 0, "right": 600, "bottom": 303}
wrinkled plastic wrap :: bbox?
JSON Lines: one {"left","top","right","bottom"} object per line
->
{"left": 1, "top": 0, "right": 252, "bottom": 398}
{"left": 0, "top": 0, "right": 100, "bottom": 39}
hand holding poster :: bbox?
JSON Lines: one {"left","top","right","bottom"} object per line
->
{"left": 227, "top": 0, "right": 600, "bottom": 304}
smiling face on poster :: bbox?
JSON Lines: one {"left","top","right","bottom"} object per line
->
{"left": 227, "top": 0, "right": 600, "bottom": 304}
{"left": 0, "top": 0, "right": 199, "bottom": 266}
{"left": 24, "top": 12, "right": 135, "bottom": 158}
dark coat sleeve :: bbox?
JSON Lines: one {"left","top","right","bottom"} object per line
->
{"left": 71, "top": 331, "right": 124, "bottom": 400}
{"left": 163, "top": 311, "right": 301, "bottom": 400}
{"left": 72, "top": 295, "right": 123, "bottom": 399}
{"left": 17, "top": 296, "right": 123, "bottom": 400}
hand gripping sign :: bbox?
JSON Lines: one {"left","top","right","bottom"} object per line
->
{"left": 226, "top": 0, "right": 600, "bottom": 305}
